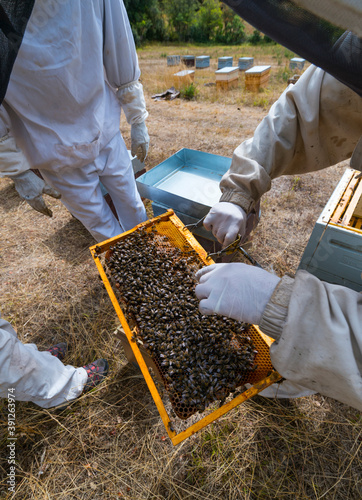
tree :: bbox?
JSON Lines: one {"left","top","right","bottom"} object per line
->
{"left": 192, "top": 0, "right": 223, "bottom": 43}
{"left": 164, "top": 0, "right": 199, "bottom": 41}
{"left": 124, "top": 0, "right": 165, "bottom": 45}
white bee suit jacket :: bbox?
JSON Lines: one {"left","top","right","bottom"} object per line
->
{"left": 0, "top": 0, "right": 148, "bottom": 241}
{"left": 220, "top": 66, "right": 362, "bottom": 410}
{"left": 0, "top": 312, "right": 88, "bottom": 408}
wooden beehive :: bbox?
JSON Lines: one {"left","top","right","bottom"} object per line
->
{"left": 215, "top": 67, "right": 239, "bottom": 89}
{"left": 245, "top": 65, "right": 271, "bottom": 91}
{"left": 173, "top": 69, "right": 195, "bottom": 87}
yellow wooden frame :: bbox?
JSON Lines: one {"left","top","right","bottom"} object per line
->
{"left": 90, "top": 210, "right": 282, "bottom": 445}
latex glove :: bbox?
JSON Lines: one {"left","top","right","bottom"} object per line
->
{"left": 195, "top": 263, "right": 280, "bottom": 325}
{"left": 131, "top": 121, "right": 149, "bottom": 162}
{"left": 203, "top": 202, "right": 247, "bottom": 248}
{"left": 10, "top": 170, "right": 61, "bottom": 217}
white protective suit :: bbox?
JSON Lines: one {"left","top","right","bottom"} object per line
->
{"left": 0, "top": 0, "right": 148, "bottom": 242}
{"left": 0, "top": 311, "right": 88, "bottom": 408}
{"left": 214, "top": 66, "right": 362, "bottom": 409}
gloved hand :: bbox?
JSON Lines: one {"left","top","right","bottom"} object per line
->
{"left": 203, "top": 202, "right": 247, "bottom": 248}
{"left": 10, "top": 170, "right": 61, "bottom": 217}
{"left": 131, "top": 121, "right": 149, "bottom": 163}
{"left": 195, "top": 263, "right": 280, "bottom": 325}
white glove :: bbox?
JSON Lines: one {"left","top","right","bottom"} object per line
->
{"left": 131, "top": 121, "right": 150, "bottom": 162}
{"left": 203, "top": 202, "right": 247, "bottom": 248}
{"left": 195, "top": 263, "right": 280, "bottom": 325}
{"left": 10, "top": 170, "right": 61, "bottom": 217}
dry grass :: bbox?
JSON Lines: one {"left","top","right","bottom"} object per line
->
{"left": 0, "top": 43, "right": 361, "bottom": 499}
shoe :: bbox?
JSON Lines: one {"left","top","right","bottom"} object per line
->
{"left": 82, "top": 359, "right": 109, "bottom": 392}
{"left": 47, "top": 342, "right": 68, "bottom": 361}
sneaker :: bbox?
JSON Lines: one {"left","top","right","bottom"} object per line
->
{"left": 82, "top": 359, "right": 109, "bottom": 392}
{"left": 47, "top": 342, "right": 68, "bottom": 361}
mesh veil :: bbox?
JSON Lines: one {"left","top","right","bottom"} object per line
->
{"left": 222, "top": 0, "right": 362, "bottom": 96}
{"left": 0, "top": 0, "right": 35, "bottom": 105}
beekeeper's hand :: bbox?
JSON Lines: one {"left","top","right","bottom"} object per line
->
{"left": 195, "top": 263, "right": 280, "bottom": 325}
{"left": 10, "top": 170, "right": 61, "bottom": 217}
{"left": 203, "top": 202, "right": 247, "bottom": 248}
{"left": 131, "top": 121, "right": 149, "bottom": 162}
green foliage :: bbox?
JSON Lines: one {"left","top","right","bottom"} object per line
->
{"left": 123, "top": 0, "right": 165, "bottom": 45}
{"left": 191, "top": 0, "right": 223, "bottom": 43}
{"left": 164, "top": 0, "right": 199, "bottom": 41}
{"left": 180, "top": 83, "right": 198, "bottom": 100}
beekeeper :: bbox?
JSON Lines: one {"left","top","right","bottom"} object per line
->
{"left": 196, "top": 0, "right": 362, "bottom": 410}
{"left": 0, "top": 310, "right": 108, "bottom": 408}
{"left": 0, "top": 0, "right": 148, "bottom": 242}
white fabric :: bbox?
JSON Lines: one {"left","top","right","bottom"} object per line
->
{"left": 0, "top": 0, "right": 145, "bottom": 173}
{"left": 215, "top": 67, "right": 362, "bottom": 407}
{"left": 195, "top": 263, "right": 280, "bottom": 325}
{"left": 41, "top": 132, "right": 147, "bottom": 242}
{"left": 116, "top": 81, "right": 149, "bottom": 126}
{"left": 267, "top": 271, "right": 362, "bottom": 411}
{"left": 203, "top": 202, "right": 247, "bottom": 247}
{"left": 0, "top": 0, "right": 148, "bottom": 238}
{"left": 294, "top": 0, "right": 362, "bottom": 37}
{"left": 0, "top": 312, "right": 88, "bottom": 409}
{"left": 0, "top": 134, "right": 31, "bottom": 177}
{"left": 220, "top": 65, "right": 362, "bottom": 212}
{"left": 130, "top": 120, "right": 150, "bottom": 162}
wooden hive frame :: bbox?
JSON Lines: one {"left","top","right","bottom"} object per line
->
{"left": 90, "top": 210, "right": 281, "bottom": 446}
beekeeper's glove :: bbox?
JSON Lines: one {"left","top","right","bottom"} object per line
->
{"left": 116, "top": 81, "right": 149, "bottom": 162}
{"left": 195, "top": 263, "right": 280, "bottom": 326}
{"left": 203, "top": 202, "right": 247, "bottom": 248}
{"left": 10, "top": 170, "right": 61, "bottom": 217}
{"left": 131, "top": 121, "right": 149, "bottom": 162}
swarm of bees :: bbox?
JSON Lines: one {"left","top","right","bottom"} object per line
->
{"left": 106, "top": 225, "right": 257, "bottom": 419}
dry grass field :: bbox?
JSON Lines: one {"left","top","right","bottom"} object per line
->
{"left": 0, "top": 44, "right": 361, "bottom": 499}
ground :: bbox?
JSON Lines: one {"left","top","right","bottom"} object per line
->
{"left": 0, "top": 44, "right": 361, "bottom": 499}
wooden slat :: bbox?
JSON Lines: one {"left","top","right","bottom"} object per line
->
{"left": 341, "top": 178, "right": 362, "bottom": 226}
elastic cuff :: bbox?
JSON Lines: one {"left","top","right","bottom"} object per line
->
{"left": 259, "top": 275, "right": 295, "bottom": 340}
{"left": 0, "top": 133, "right": 9, "bottom": 143}
{"left": 219, "top": 190, "right": 255, "bottom": 214}
{"left": 117, "top": 79, "right": 139, "bottom": 92}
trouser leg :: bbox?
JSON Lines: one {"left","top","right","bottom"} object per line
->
{"left": 40, "top": 159, "right": 123, "bottom": 243}
{"left": 97, "top": 132, "right": 147, "bottom": 232}
{"left": 0, "top": 316, "right": 88, "bottom": 408}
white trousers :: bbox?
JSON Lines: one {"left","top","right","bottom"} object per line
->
{"left": 0, "top": 314, "right": 88, "bottom": 408}
{"left": 41, "top": 132, "right": 148, "bottom": 243}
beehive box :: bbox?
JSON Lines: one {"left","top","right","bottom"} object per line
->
{"left": 215, "top": 67, "right": 239, "bottom": 89}
{"left": 196, "top": 55, "right": 210, "bottom": 69}
{"left": 173, "top": 69, "right": 195, "bottom": 86}
{"left": 90, "top": 211, "right": 281, "bottom": 445}
{"left": 245, "top": 65, "right": 271, "bottom": 91}
{"left": 238, "top": 57, "right": 254, "bottom": 71}
{"left": 181, "top": 55, "right": 195, "bottom": 67}
{"left": 299, "top": 168, "right": 362, "bottom": 291}
{"left": 218, "top": 56, "right": 233, "bottom": 69}
{"left": 167, "top": 55, "right": 180, "bottom": 66}
{"left": 289, "top": 57, "right": 306, "bottom": 70}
